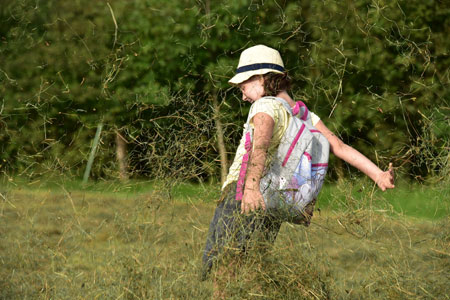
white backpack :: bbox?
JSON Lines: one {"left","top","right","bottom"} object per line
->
{"left": 236, "top": 97, "right": 330, "bottom": 223}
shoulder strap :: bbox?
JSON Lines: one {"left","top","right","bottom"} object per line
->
{"left": 261, "top": 96, "right": 310, "bottom": 121}
{"left": 245, "top": 96, "right": 311, "bottom": 127}
{"left": 246, "top": 96, "right": 292, "bottom": 124}
{"left": 268, "top": 97, "right": 294, "bottom": 116}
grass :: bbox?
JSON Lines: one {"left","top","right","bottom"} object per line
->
{"left": 4, "top": 177, "right": 221, "bottom": 203}
{"left": 318, "top": 177, "right": 449, "bottom": 220}
{"left": 0, "top": 178, "right": 448, "bottom": 299}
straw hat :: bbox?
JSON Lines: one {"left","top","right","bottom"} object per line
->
{"left": 228, "top": 45, "right": 285, "bottom": 85}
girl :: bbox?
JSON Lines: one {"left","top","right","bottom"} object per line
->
{"left": 202, "top": 44, "right": 394, "bottom": 282}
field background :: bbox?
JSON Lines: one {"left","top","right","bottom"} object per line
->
{"left": 1, "top": 0, "right": 449, "bottom": 298}
{"left": 1, "top": 178, "right": 448, "bottom": 299}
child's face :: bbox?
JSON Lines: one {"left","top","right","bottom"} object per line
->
{"left": 239, "top": 76, "right": 265, "bottom": 103}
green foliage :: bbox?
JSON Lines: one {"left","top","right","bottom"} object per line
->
{"left": 0, "top": 0, "right": 448, "bottom": 181}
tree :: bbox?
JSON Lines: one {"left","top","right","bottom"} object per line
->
{"left": 1, "top": 0, "right": 448, "bottom": 182}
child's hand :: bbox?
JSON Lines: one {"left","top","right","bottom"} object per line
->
{"left": 376, "top": 163, "right": 395, "bottom": 191}
{"left": 241, "top": 188, "right": 266, "bottom": 213}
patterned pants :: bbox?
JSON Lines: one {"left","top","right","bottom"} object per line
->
{"left": 201, "top": 182, "right": 282, "bottom": 280}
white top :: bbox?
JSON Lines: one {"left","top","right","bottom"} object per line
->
{"left": 223, "top": 98, "right": 320, "bottom": 189}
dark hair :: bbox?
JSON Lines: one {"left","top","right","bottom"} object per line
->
{"left": 263, "top": 72, "right": 291, "bottom": 96}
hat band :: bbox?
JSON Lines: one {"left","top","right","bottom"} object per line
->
{"left": 236, "top": 63, "right": 285, "bottom": 74}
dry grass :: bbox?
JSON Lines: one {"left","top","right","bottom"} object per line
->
{"left": 0, "top": 182, "right": 448, "bottom": 299}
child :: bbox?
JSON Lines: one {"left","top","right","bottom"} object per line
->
{"left": 202, "top": 44, "right": 394, "bottom": 282}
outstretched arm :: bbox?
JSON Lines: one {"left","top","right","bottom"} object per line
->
{"left": 314, "top": 120, "right": 395, "bottom": 191}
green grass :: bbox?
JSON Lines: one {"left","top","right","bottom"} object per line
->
{"left": 3, "top": 177, "right": 221, "bottom": 203}
{"left": 318, "top": 178, "right": 449, "bottom": 220}
{"left": 7, "top": 176, "right": 447, "bottom": 220}
{"left": 0, "top": 178, "right": 448, "bottom": 299}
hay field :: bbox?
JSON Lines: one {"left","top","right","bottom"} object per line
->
{"left": 0, "top": 180, "right": 448, "bottom": 299}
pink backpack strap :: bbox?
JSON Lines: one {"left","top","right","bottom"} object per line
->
{"left": 292, "top": 101, "right": 309, "bottom": 121}
{"left": 236, "top": 132, "right": 252, "bottom": 201}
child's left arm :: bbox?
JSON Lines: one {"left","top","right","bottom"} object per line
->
{"left": 315, "top": 120, "right": 395, "bottom": 191}
{"left": 241, "top": 112, "right": 274, "bottom": 213}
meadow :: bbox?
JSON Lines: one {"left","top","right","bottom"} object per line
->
{"left": 0, "top": 178, "right": 448, "bottom": 299}
{"left": 1, "top": 1, "right": 448, "bottom": 299}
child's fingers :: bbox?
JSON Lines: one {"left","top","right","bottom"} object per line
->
{"left": 260, "top": 199, "right": 266, "bottom": 210}
{"left": 241, "top": 200, "right": 255, "bottom": 214}
{"left": 258, "top": 201, "right": 266, "bottom": 211}
{"left": 243, "top": 202, "right": 251, "bottom": 214}
{"left": 241, "top": 200, "right": 265, "bottom": 213}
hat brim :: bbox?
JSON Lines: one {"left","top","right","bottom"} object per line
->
{"left": 228, "top": 68, "right": 284, "bottom": 85}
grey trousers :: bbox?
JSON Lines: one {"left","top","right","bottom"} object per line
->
{"left": 201, "top": 182, "right": 282, "bottom": 280}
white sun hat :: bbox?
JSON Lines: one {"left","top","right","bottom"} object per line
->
{"left": 228, "top": 44, "right": 285, "bottom": 85}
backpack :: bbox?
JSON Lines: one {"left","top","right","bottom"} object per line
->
{"left": 236, "top": 97, "right": 330, "bottom": 224}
